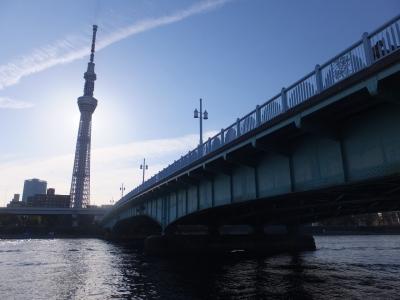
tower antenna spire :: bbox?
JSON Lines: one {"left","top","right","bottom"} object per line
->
{"left": 82, "top": 25, "right": 98, "bottom": 97}
{"left": 90, "top": 24, "right": 98, "bottom": 63}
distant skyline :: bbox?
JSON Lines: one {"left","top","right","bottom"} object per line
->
{"left": 0, "top": 0, "right": 398, "bottom": 206}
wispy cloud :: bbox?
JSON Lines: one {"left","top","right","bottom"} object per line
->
{"left": 0, "top": 97, "right": 34, "bottom": 109}
{"left": 0, "top": 131, "right": 217, "bottom": 206}
{"left": 0, "top": 0, "right": 232, "bottom": 91}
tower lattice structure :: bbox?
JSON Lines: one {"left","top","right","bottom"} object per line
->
{"left": 70, "top": 25, "right": 98, "bottom": 208}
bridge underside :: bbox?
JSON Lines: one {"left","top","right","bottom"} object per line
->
{"left": 168, "top": 174, "right": 400, "bottom": 230}
{"left": 111, "top": 215, "right": 162, "bottom": 239}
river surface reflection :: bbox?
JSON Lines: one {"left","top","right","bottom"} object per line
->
{"left": 0, "top": 236, "right": 399, "bottom": 299}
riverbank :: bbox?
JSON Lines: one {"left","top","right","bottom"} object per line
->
{"left": 0, "top": 233, "right": 104, "bottom": 239}
{"left": 307, "top": 225, "right": 400, "bottom": 235}
{"left": 0, "top": 225, "right": 104, "bottom": 239}
{"left": 2, "top": 225, "right": 400, "bottom": 240}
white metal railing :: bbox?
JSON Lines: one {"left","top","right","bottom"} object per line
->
{"left": 115, "top": 14, "right": 400, "bottom": 208}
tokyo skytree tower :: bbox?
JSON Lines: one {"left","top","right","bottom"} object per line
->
{"left": 70, "top": 25, "right": 99, "bottom": 208}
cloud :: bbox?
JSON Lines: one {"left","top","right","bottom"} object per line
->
{"left": 0, "top": 97, "right": 34, "bottom": 109}
{"left": 0, "top": 0, "right": 232, "bottom": 91}
{"left": 0, "top": 131, "right": 217, "bottom": 207}
{"left": 0, "top": 0, "right": 228, "bottom": 205}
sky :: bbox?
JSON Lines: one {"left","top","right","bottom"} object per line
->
{"left": 0, "top": 0, "right": 398, "bottom": 206}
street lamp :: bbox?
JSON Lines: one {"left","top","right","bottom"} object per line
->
{"left": 140, "top": 158, "right": 148, "bottom": 184}
{"left": 119, "top": 183, "right": 126, "bottom": 198}
{"left": 194, "top": 98, "right": 208, "bottom": 146}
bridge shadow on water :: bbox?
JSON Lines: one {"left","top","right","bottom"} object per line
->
{"left": 106, "top": 236, "right": 400, "bottom": 299}
{"left": 111, "top": 240, "right": 321, "bottom": 299}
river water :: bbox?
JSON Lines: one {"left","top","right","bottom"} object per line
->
{"left": 0, "top": 236, "right": 399, "bottom": 299}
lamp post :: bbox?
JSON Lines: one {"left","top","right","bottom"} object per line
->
{"left": 119, "top": 183, "right": 125, "bottom": 198}
{"left": 194, "top": 98, "right": 208, "bottom": 146}
{"left": 140, "top": 158, "right": 148, "bottom": 184}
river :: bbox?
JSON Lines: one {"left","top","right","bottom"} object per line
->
{"left": 0, "top": 236, "right": 399, "bottom": 299}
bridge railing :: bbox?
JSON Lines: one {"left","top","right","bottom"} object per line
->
{"left": 115, "top": 14, "right": 400, "bottom": 209}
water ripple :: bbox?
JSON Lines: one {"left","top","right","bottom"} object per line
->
{"left": 0, "top": 236, "right": 399, "bottom": 299}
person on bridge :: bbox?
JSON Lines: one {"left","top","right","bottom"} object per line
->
{"left": 372, "top": 39, "right": 398, "bottom": 60}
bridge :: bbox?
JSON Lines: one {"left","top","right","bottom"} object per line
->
{"left": 0, "top": 207, "right": 108, "bottom": 216}
{"left": 0, "top": 207, "right": 109, "bottom": 236}
{"left": 102, "top": 15, "right": 400, "bottom": 255}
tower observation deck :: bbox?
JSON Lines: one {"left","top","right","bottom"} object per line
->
{"left": 70, "top": 25, "right": 98, "bottom": 208}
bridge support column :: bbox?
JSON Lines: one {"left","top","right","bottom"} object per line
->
{"left": 72, "top": 214, "right": 78, "bottom": 227}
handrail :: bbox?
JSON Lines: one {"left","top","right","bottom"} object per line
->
{"left": 285, "top": 70, "right": 316, "bottom": 93}
{"left": 369, "top": 14, "right": 400, "bottom": 37}
{"left": 114, "top": 14, "right": 400, "bottom": 209}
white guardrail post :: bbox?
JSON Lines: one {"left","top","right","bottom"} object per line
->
{"left": 315, "top": 64, "right": 323, "bottom": 92}
{"left": 256, "top": 105, "right": 261, "bottom": 126}
{"left": 198, "top": 144, "right": 202, "bottom": 158}
{"left": 236, "top": 118, "right": 241, "bottom": 137}
{"left": 281, "top": 88, "right": 288, "bottom": 112}
{"left": 362, "top": 32, "right": 373, "bottom": 66}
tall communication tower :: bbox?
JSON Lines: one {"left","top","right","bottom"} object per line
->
{"left": 70, "top": 25, "right": 99, "bottom": 208}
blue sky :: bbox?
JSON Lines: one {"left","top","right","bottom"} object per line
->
{"left": 0, "top": 0, "right": 398, "bottom": 206}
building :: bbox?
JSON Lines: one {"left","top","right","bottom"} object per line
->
{"left": 12, "top": 194, "right": 20, "bottom": 202}
{"left": 7, "top": 194, "right": 23, "bottom": 208}
{"left": 22, "top": 178, "right": 47, "bottom": 203}
{"left": 69, "top": 25, "right": 99, "bottom": 208}
{"left": 27, "top": 188, "right": 70, "bottom": 208}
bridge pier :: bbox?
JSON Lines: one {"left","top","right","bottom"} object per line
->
{"left": 144, "top": 225, "right": 315, "bottom": 256}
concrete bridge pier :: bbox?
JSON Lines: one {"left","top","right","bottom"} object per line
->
{"left": 144, "top": 224, "right": 315, "bottom": 256}
{"left": 72, "top": 214, "right": 78, "bottom": 227}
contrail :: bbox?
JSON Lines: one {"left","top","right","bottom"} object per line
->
{"left": 0, "top": 97, "right": 34, "bottom": 109}
{"left": 0, "top": 0, "right": 232, "bottom": 91}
